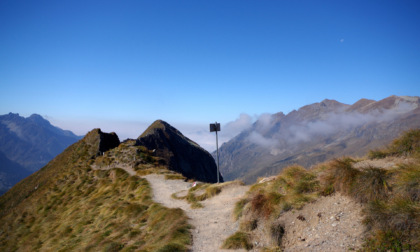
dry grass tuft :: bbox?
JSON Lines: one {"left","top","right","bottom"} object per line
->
{"left": 173, "top": 180, "right": 242, "bottom": 208}
{"left": 369, "top": 129, "right": 420, "bottom": 159}
{"left": 352, "top": 167, "right": 391, "bottom": 203}
{"left": 221, "top": 231, "right": 253, "bottom": 250}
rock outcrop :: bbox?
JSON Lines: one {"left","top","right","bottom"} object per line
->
{"left": 83, "top": 128, "right": 120, "bottom": 157}
{"left": 137, "top": 120, "right": 223, "bottom": 183}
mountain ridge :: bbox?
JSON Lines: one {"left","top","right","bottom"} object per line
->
{"left": 0, "top": 113, "right": 82, "bottom": 171}
{"left": 218, "top": 95, "right": 420, "bottom": 183}
{"left": 0, "top": 113, "right": 82, "bottom": 195}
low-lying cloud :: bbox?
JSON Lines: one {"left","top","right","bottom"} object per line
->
{"left": 177, "top": 113, "right": 255, "bottom": 152}
{"left": 247, "top": 100, "right": 418, "bottom": 154}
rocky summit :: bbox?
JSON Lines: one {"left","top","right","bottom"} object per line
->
{"left": 137, "top": 120, "right": 223, "bottom": 183}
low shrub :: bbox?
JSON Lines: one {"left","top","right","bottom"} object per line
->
{"left": 352, "top": 167, "right": 391, "bottom": 203}
{"left": 221, "top": 231, "right": 253, "bottom": 250}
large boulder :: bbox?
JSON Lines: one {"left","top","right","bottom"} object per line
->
{"left": 83, "top": 128, "right": 120, "bottom": 157}
{"left": 136, "top": 120, "right": 223, "bottom": 183}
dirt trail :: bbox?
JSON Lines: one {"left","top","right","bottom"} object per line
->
{"left": 91, "top": 164, "right": 367, "bottom": 251}
{"left": 144, "top": 174, "right": 249, "bottom": 252}
{"left": 91, "top": 164, "right": 249, "bottom": 250}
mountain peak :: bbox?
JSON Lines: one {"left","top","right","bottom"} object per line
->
{"left": 28, "top": 113, "right": 52, "bottom": 127}
{"left": 319, "top": 99, "right": 346, "bottom": 108}
{"left": 137, "top": 120, "right": 222, "bottom": 183}
{"left": 139, "top": 119, "right": 170, "bottom": 138}
{"left": 347, "top": 98, "right": 376, "bottom": 112}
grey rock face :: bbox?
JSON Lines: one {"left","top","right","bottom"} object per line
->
{"left": 137, "top": 120, "right": 223, "bottom": 183}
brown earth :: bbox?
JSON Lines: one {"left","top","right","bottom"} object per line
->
{"left": 144, "top": 174, "right": 250, "bottom": 252}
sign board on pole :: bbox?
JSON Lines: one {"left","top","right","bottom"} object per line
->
{"left": 210, "top": 123, "right": 220, "bottom": 132}
{"left": 210, "top": 122, "right": 221, "bottom": 183}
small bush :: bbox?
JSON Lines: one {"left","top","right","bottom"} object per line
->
{"left": 222, "top": 231, "right": 253, "bottom": 250}
{"left": 396, "top": 163, "right": 420, "bottom": 201}
{"left": 367, "top": 129, "right": 420, "bottom": 158}
{"left": 322, "top": 158, "right": 359, "bottom": 195}
{"left": 389, "top": 129, "right": 420, "bottom": 156}
{"left": 352, "top": 167, "right": 391, "bottom": 203}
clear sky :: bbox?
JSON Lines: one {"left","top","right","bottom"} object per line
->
{"left": 1, "top": 0, "right": 419, "bottom": 150}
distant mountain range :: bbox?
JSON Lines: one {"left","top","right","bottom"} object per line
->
{"left": 0, "top": 113, "right": 81, "bottom": 194}
{"left": 218, "top": 95, "right": 420, "bottom": 184}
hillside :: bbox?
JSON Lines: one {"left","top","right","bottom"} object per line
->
{"left": 0, "top": 113, "right": 81, "bottom": 194}
{"left": 0, "top": 127, "right": 195, "bottom": 251}
{"left": 222, "top": 129, "right": 420, "bottom": 251}
{"left": 218, "top": 95, "right": 420, "bottom": 183}
{"left": 0, "top": 121, "right": 222, "bottom": 251}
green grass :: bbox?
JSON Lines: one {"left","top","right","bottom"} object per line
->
{"left": 0, "top": 132, "right": 192, "bottom": 251}
{"left": 172, "top": 181, "right": 242, "bottom": 208}
{"left": 248, "top": 165, "right": 319, "bottom": 217}
{"left": 221, "top": 231, "right": 253, "bottom": 250}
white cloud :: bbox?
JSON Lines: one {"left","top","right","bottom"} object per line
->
{"left": 222, "top": 113, "right": 254, "bottom": 138}
{"left": 248, "top": 131, "right": 278, "bottom": 149}
{"left": 171, "top": 113, "right": 255, "bottom": 152}
{"left": 245, "top": 100, "right": 418, "bottom": 152}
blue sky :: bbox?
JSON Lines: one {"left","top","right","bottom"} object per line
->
{"left": 1, "top": 0, "right": 419, "bottom": 150}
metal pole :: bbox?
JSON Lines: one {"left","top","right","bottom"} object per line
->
{"left": 215, "top": 125, "right": 220, "bottom": 183}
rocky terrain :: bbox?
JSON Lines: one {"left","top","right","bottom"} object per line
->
{"left": 218, "top": 95, "right": 420, "bottom": 183}
{"left": 137, "top": 120, "right": 223, "bottom": 183}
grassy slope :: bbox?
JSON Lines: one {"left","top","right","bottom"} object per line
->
{"left": 0, "top": 133, "right": 191, "bottom": 251}
{"left": 226, "top": 129, "right": 420, "bottom": 251}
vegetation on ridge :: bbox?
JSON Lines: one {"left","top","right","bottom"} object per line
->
{"left": 172, "top": 180, "right": 243, "bottom": 209}
{"left": 226, "top": 129, "right": 420, "bottom": 251}
{"left": 0, "top": 131, "right": 192, "bottom": 251}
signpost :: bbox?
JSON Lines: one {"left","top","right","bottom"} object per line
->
{"left": 210, "top": 122, "right": 221, "bottom": 183}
